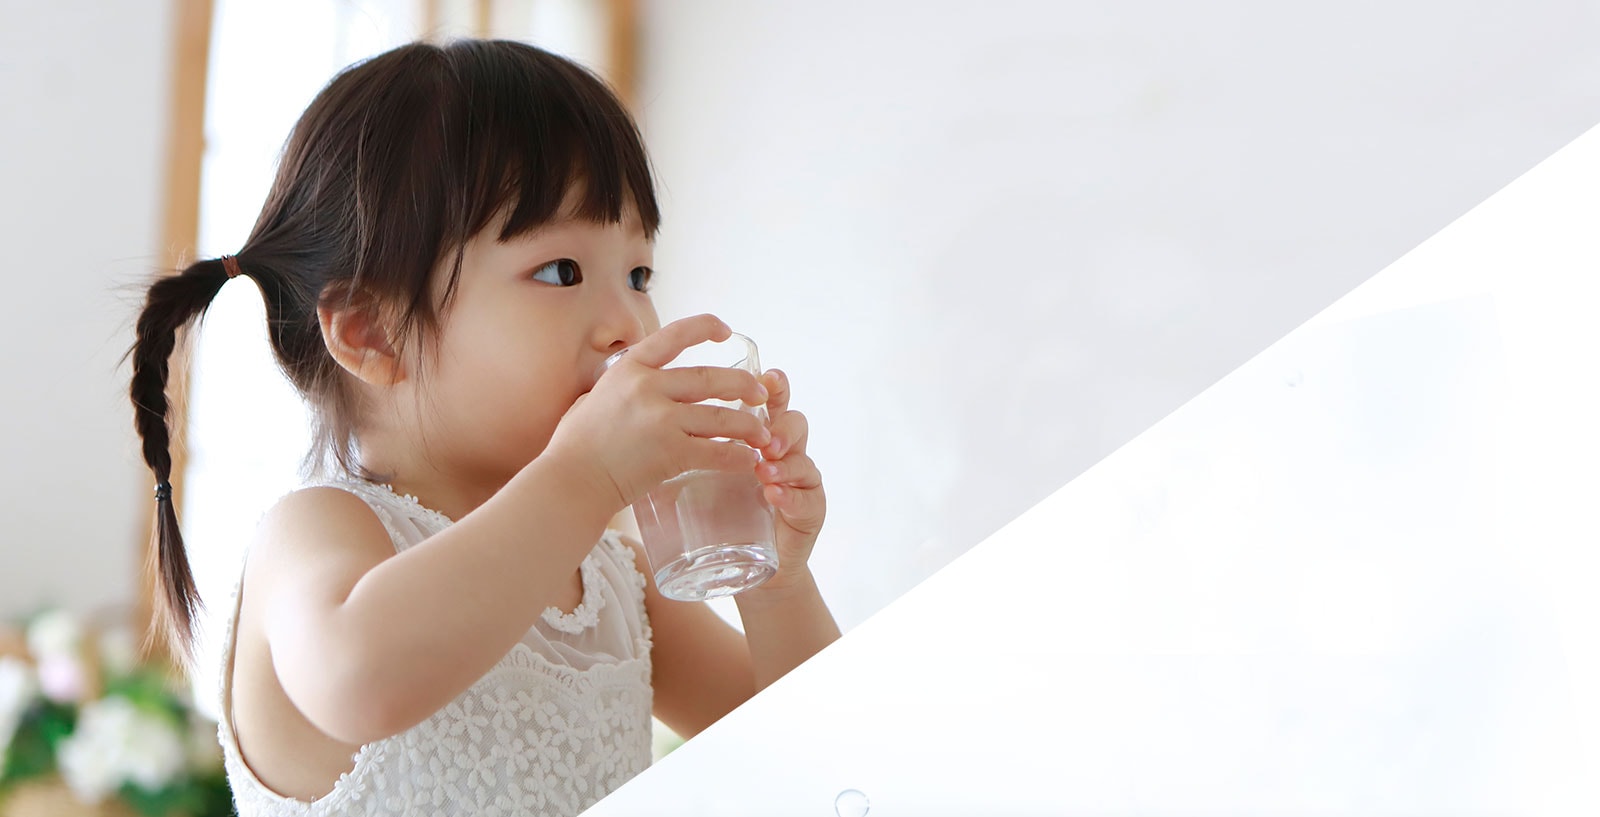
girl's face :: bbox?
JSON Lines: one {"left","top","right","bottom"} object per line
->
{"left": 406, "top": 181, "right": 659, "bottom": 488}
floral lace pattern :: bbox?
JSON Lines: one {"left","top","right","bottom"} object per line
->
{"left": 540, "top": 552, "right": 605, "bottom": 635}
{"left": 217, "top": 479, "right": 654, "bottom": 816}
{"left": 361, "top": 480, "right": 610, "bottom": 635}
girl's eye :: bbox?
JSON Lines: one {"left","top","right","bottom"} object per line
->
{"left": 531, "top": 259, "right": 581, "bottom": 286}
{"left": 630, "top": 266, "right": 654, "bottom": 292}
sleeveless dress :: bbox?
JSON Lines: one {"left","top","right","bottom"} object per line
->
{"left": 215, "top": 477, "right": 655, "bottom": 816}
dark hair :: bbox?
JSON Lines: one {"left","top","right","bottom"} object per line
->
{"left": 125, "top": 38, "right": 661, "bottom": 666}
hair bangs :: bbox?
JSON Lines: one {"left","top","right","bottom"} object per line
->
{"left": 445, "top": 40, "right": 661, "bottom": 251}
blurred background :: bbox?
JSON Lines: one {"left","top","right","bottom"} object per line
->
{"left": 3, "top": 0, "right": 1600, "bottom": 800}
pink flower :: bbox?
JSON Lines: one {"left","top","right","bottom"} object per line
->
{"left": 37, "top": 654, "right": 87, "bottom": 704}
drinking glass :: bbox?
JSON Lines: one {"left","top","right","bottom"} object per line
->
{"left": 602, "top": 332, "right": 779, "bottom": 601}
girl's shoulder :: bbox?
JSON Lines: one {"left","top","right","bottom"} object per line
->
{"left": 248, "top": 482, "right": 405, "bottom": 577}
{"left": 276, "top": 477, "right": 449, "bottom": 548}
{"left": 291, "top": 476, "right": 406, "bottom": 515}
{"left": 235, "top": 486, "right": 407, "bottom": 665}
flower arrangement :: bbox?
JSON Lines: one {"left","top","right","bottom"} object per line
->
{"left": 0, "top": 608, "right": 232, "bottom": 817}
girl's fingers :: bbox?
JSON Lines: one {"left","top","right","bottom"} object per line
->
{"left": 760, "top": 369, "right": 790, "bottom": 416}
{"left": 686, "top": 436, "right": 763, "bottom": 473}
{"left": 624, "top": 314, "right": 731, "bottom": 369}
{"left": 761, "top": 408, "right": 808, "bottom": 460}
{"left": 755, "top": 451, "right": 820, "bottom": 489}
{"left": 764, "top": 476, "right": 825, "bottom": 532}
{"left": 678, "top": 403, "right": 772, "bottom": 448}
{"left": 658, "top": 365, "right": 768, "bottom": 408}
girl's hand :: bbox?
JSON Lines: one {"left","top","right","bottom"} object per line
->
{"left": 753, "top": 369, "right": 826, "bottom": 580}
{"left": 543, "top": 314, "right": 773, "bottom": 516}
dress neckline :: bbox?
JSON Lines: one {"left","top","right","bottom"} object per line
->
{"left": 354, "top": 477, "right": 606, "bottom": 633}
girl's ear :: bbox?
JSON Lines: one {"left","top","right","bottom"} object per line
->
{"left": 318, "top": 299, "right": 406, "bottom": 386}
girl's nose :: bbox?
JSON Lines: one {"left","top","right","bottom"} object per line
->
{"left": 593, "top": 284, "right": 648, "bottom": 352}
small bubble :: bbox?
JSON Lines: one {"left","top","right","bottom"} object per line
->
{"left": 834, "top": 788, "right": 870, "bottom": 817}
{"left": 1284, "top": 369, "right": 1304, "bottom": 388}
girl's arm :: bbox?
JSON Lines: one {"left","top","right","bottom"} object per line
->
{"left": 620, "top": 536, "right": 839, "bottom": 738}
{"left": 732, "top": 567, "right": 841, "bottom": 689}
{"left": 254, "top": 449, "right": 615, "bottom": 746}
{"left": 638, "top": 366, "right": 841, "bottom": 737}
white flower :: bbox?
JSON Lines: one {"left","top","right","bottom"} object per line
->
{"left": 0, "top": 656, "right": 39, "bottom": 760}
{"left": 97, "top": 624, "right": 140, "bottom": 677}
{"left": 37, "top": 654, "right": 88, "bottom": 704}
{"left": 26, "top": 609, "right": 84, "bottom": 661}
{"left": 58, "top": 697, "right": 188, "bottom": 803}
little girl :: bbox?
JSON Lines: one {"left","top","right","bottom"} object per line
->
{"left": 125, "top": 38, "right": 840, "bottom": 816}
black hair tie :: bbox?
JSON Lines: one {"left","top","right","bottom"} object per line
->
{"left": 154, "top": 481, "right": 173, "bottom": 503}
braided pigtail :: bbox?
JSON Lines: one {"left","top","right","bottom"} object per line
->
{"left": 126, "top": 255, "right": 243, "bottom": 666}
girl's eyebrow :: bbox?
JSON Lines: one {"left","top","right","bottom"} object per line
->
{"left": 532, "top": 217, "right": 651, "bottom": 245}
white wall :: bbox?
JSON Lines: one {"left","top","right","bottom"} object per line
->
{"left": 0, "top": 0, "right": 175, "bottom": 620}
{"left": 633, "top": 0, "right": 1600, "bottom": 630}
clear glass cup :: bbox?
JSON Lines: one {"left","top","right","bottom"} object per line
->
{"left": 601, "top": 332, "right": 779, "bottom": 601}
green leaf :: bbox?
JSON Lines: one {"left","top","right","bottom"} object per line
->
{"left": 120, "top": 772, "right": 237, "bottom": 817}
{"left": 0, "top": 700, "right": 75, "bottom": 784}
{"left": 35, "top": 700, "right": 77, "bottom": 749}
{"left": 193, "top": 769, "right": 237, "bottom": 817}
{"left": 103, "top": 671, "right": 187, "bottom": 725}
{"left": 121, "top": 779, "right": 193, "bottom": 817}
{"left": 0, "top": 719, "right": 53, "bottom": 784}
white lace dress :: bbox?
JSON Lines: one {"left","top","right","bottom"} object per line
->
{"left": 215, "top": 478, "right": 655, "bottom": 816}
